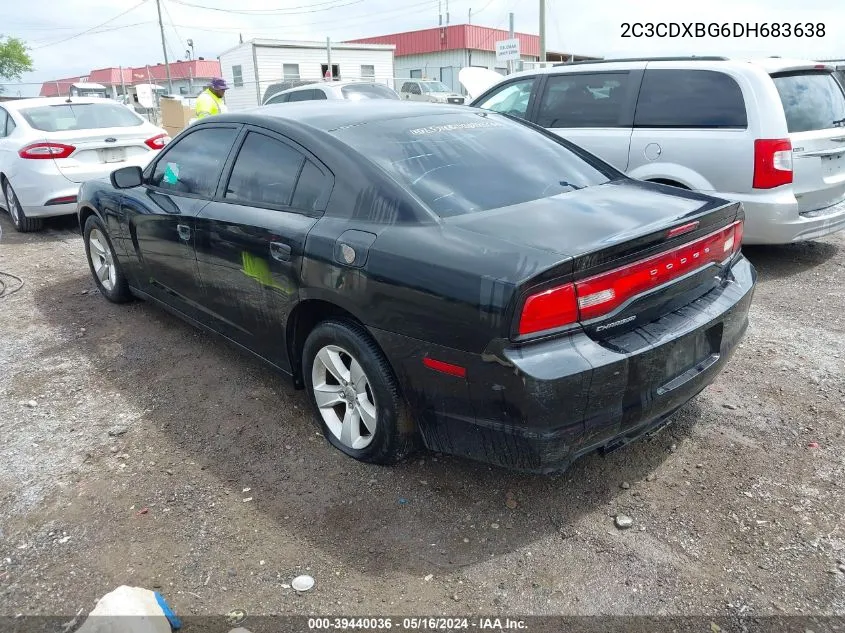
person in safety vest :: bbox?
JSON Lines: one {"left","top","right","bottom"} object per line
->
{"left": 195, "top": 77, "right": 229, "bottom": 119}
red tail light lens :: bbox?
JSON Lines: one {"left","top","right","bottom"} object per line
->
{"left": 144, "top": 133, "right": 170, "bottom": 150}
{"left": 753, "top": 138, "right": 792, "bottom": 189}
{"left": 18, "top": 142, "right": 76, "bottom": 159}
{"left": 518, "top": 282, "right": 579, "bottom": 336}
{"left": 517, "top": 221, "right": 744, "bottom": 336}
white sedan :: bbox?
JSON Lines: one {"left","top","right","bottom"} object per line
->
{"left": 0, "top": 97, "right": 169, "bottom": 232}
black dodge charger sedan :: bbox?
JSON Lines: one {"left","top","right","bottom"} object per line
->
{"left": 77, "top": 101, "right": 756, "bottom": 473}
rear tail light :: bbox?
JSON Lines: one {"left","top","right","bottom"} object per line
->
{"left": 518, "top": 283, "right": 579, "bottom": 336}
{"left": 45, "top": 195, "right": 78, "bottom": 206}
{"left": 517, "top": 221, "right": 744, "bottom": 337}
{"left": 18, "top": 142, "right": 76, "bottom": 159}
{"left": 753, "top": 138, "right": 792, "bottom": 189}
{"left": 144, "top": 133, "right": 170, "bottom": 150}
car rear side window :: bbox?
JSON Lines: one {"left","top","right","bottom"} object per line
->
{"left": 536, "top": 73, "right": 630, "bottom": 128}
{"left": 291, "top": 160, "right": 327, "bottom": 211}
{"left": 19, "top": 103, "right": 144, "bottom": 132}
{"left": 149, "top": 126, "right": 238, "bottom": 198}
{"left": 225, "top": 132, "right": 304, "bottom": 208}
{"left": 332, "top": 112, "right": 613, "bottom": 218}
{"left": 634, "top": 69, "right": 748, "bottom": 128}
{"left": 772, "top": 71, "right": 845, "bottom": 133}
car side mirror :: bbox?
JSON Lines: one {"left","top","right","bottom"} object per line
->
{"left": 110, "top": 165, "right": 143, "bottom": 189}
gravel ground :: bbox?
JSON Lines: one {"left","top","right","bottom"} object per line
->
{"left": 0, "top": 211, "right": 843, "bottom": 621}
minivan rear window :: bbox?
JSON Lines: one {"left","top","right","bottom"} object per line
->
{"left": 19, "top": 103, "right": 143, "bottom": 132}
{"left": 332, "top": 111, "right": 613, "bottom": 218}
{"left": 772, "top": 71, "right": 845, "bottom": 133}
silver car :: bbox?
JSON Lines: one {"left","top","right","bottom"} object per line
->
{"left": 0, "top": 97, "right": 168, "bottom": 232}
{"left": 399, "top": 80, "right": 466, "bottom": 105}
{"left": 469, "top": 56, "right": 845, "bottom": 245}
{"left": 262, "top": 81, "right": 400, "bottom": 105}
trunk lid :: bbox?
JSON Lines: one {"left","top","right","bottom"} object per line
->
{"left": 448, "top": 180, "right": 743, "bottom": 340}
{"left": 770, "top": 69, "right": 845, "bottom": 212}
{"left": 45, "top": 127, "right": 157, "bottom": 183}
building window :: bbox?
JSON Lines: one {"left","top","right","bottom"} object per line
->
{"left": 410, "top": 69, "right": 422, "bottom": 78}
{"left": 179, "top": 86, "right": 188, "bottom": 95}
{"left": 283, "top": 64, "right": 300, "bottom": 81}
{"left": 232, "top": 64, "right": 243, "bottom": 87}
{"left": 361, "top": 64, "right": 375, "bottom": 79}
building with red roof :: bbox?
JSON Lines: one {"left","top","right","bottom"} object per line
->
{"left": 40, "top": 59, "right": 221, "bottom": 99}
{"left": 346, "top": 24, "right": 598, "bottom": 93}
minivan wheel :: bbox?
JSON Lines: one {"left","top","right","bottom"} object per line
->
{"left": 3, "top": 179, "right": 43, "bottom": 233}
{"left": 83, "top": 215, "right": 132, "bottom": 303}
{"left": 302, "top": 320, "right": 417, "bottom": 465}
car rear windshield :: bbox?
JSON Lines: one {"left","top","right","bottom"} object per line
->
{"left": 341, "top": 83, "right": 399, "bottom": 100}
{"left": 19, "top": 103, "right": 143, "bottom": 132}
{"left": 772, "top": 71, "right": 845, "bottom": 133}
{"left": 331, "top": 112, "right": 613, "bottom": 217}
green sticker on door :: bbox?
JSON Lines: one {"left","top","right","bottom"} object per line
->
{"left": 163, "top": 162, "right": 180, "bottom": 185}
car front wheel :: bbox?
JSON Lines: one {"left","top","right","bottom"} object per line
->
{"left": 83, "top": 214, "right": 132, "bottom": 303}
{"left": 303, "top": 320, "right": 417, "bottom": 465}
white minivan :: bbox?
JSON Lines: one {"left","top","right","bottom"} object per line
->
{"left": 468, "top": 57, "right": 845, "bottom": 245}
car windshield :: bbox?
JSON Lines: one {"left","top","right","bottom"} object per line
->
{"left": 19, "top": 103, "right": 143, "bottom": 132}
{"left": 332, "top": 111, "right": 613, "bottom": 218}
{"left": 341, "top": 83, "right": 400, "bottom": 100}
{"left": 772, "top": 71, "right": 845, "bottom": 133}
{"left": 420, "top": 81, "right": 451, "bottom": 93}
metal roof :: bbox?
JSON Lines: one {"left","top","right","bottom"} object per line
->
{"left": 346, "top": 24, "right": 540, "bottom": 58}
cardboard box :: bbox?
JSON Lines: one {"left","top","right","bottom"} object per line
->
{"left": 159, "top": 96, "right": 194, "bottom": 133}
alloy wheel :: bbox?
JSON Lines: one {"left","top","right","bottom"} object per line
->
{"left": 311, "top": 344, "right": 377, "bottom": 450}
{"left": 87, "top": 228, "right": 117, "bottom": 292}
{"left": 5, "top": 182, "right": 20, "bottom": 225}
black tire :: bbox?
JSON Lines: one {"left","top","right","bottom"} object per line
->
{"left": 83, "top": 214, "right": 133, "bottom": 303}
{"left": 3, "top": 178, "right": 43, "bottom": 233}
{"left": 302, "top": 319, "right": 417, "bottom": 465}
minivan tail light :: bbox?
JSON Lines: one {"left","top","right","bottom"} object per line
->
{"left": 144, "top": 133, "right": 170, "bottom": 150}
{"left": 753, "top": 138, "right": 792, "bottom": 189}
{"left": 517, "top": 221, "right": 744, "bottom": 336}
{"left": 18, "top": 142, "right": 76, "bottom": 159}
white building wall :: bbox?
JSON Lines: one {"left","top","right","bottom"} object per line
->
{"left": 395, "top": 50, "right": 539, "bottom": 94}
{"left": 254, "top": 45, "right": 395, "bottom": 104}
{"left": 218, "top": 43, "right": 261, "bottom": 112}
{"left": 219, "top": 41, "right": 395, "bottom": 111}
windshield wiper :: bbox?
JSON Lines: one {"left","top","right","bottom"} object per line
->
{"left": 559, "top": 180, "right": 582, "bottom": 190}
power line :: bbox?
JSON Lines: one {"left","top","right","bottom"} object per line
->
{"left": 168, "top": 0, "right": 364, "bottom": 15}
{"left": 31, "top": 21, "right": 154, "bottom": 46}
{"left": 32, "top": 0, "right": 150, "bottom": 50}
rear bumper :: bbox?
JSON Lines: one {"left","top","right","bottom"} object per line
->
{"left": 728, "top": 192, "right": 845, "bottom": 244}
{"left": 370, "top": 256, "right": 756, "bottom": 474}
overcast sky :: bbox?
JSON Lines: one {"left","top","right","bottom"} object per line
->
{"left": 3, "top": 0, "right": 843, "bottom": 96}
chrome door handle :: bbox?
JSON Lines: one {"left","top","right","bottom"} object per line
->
{"left": 270, "top": 241, "right": 291, "bottom": 262}
{"left": 176, "top": 224, "right": 191, "bottom": 241}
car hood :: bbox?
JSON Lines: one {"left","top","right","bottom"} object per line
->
{"left": 459, "top": 67, "right": 506, "bottom": 100}
{"left": 443, "top": 180, "right": 721, "bottom": 259}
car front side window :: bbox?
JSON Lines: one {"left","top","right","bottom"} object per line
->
{"left": 477, "top": 78, "right": 536, "bottom": 119}
{"left": 149, "top": 126, "right": 239, "bottom": 198}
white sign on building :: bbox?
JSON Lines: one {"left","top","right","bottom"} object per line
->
{"left": 495, "top": 38, "right": 521, "bottom": 62}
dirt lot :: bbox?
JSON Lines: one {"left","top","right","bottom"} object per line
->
{"left": 1, "top": 211, "right": 844, "bottom": 622}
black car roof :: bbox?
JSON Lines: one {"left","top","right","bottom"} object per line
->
{"left": 210, "top": 100, "right": 474, "bottom": 133}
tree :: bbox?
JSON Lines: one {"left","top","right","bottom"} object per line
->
{"left": 0, "top": 36, "right": 34, "bottom": 93}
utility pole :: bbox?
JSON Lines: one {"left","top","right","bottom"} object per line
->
{"left": 119, "top": 65, "right": 128, "bottom": 101}
{"left": 446, "top": 0, "right": 449, "bottom": 24}
{"left": 539, "top": 0, "right": 546, "bottom": 63}
{"left": 438, "top": 1, "right": 442, "bottom": 26}
{"left": 155, "top": 0, "right": 174, "bottom": 94}
{"left": 468, "top": 8, "right": 471, "bottom": 24}
{"left": 326, "top": 37, "right": 332, "bottom": 80}
{"left": 508, "top": 12, "right": 514, "bottom": 75}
